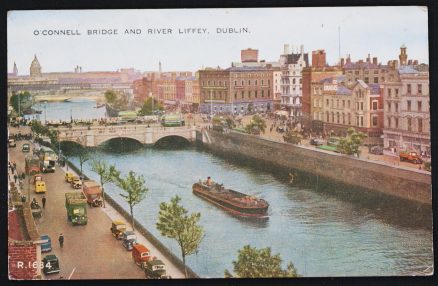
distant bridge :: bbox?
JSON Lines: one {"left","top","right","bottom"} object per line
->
{"left": 54, "top": 124, "right": 198, "bottom": 147}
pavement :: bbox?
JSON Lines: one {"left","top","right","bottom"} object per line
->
{"left": 8, "top": 126, "right": 185, "bottom": 279}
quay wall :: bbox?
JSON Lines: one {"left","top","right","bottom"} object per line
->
{"left": 202, "top": 130, "right": 432, "bottom": 205}
{"left": 63, "top": 158, "right": 199, "bottom": 278}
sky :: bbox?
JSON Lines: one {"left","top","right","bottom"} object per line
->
{"left": 7, "top": 7, "right": 428, "bottom": 75}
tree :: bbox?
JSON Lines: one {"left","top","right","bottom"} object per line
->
{"left": 138, "top": 97, "right": 163, "bottom": 115}
{"left": 77, "top": 148, "right": 90, "bottom": 176}
{"left": 10, "top": 92, "right": 31, "bottom": 115}
{"left": 104, "top": 90, "right": 117, "bottom": 104}
{"left": 283, "top": 130, "right": 303, "bottom": 144}
{"left": 90, "top": 159, "right": 119, "bottom": 208}
{"left": 245, "top": 115, "right": 266, "bottom": 134}
{"left": 337, "top": 127, "right": 367, "bottom": 156}
{"left": 30, "top": 120, "right": 50, "bottom": 137}
{"left": 114, "top": 171, "right": 149, "bottom": 231}
{"left": 225, "top": 245, "right": 299, "bottom": 278}
{"left": 156, "top": 196, "right": 204, "bottom": 278}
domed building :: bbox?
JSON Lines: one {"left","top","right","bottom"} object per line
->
{"left": 30, "top": 54, "right": 42, "bottom": 77}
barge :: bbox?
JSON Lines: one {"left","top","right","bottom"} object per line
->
{"left": 192, "top": 181, "right": 269, "bottom": 218}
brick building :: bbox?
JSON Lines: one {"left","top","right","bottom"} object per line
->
{"left": 341, "top": 54, "right": 388, "bottom": 85}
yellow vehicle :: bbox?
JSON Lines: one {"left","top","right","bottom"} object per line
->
{"left": 65, "top": 172, "right": 74, "bottom": 183}
{"left": 110, "top": 220, "right": 127, "bottom": 239}
{"left": 71, "top": 176, "right": 82, "bottom": 189}
{"left": 35, "top": 181, "right": 47, "bottom": 193}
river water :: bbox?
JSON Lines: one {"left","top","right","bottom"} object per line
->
{"left": 39, "top": 100, "right": 433, "bottom": 277}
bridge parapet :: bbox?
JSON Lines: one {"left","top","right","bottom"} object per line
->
{"left": 54, "top": 124, "right": 198, "bottom": 147}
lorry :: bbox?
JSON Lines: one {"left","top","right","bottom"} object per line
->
{"left": 65, "top": 192, "right": 88, "bottom": 225}
{"left": 399, "top": 151, "right": 423, "bottom": 164}
{"left": 38, "top": 146, "right": 57, "bottom": 173}
{"left": 161, "top": 113, "right": 185, "bottom": 127}
{"left": 25, "top": 156, "right": 41, "bottom": 175}
{"left": 82, "top": 180, "right": 103, "bottom": 207}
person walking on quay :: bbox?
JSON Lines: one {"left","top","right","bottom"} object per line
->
{"left": 14, "top": 174, "right": 18, "bottom": 183}
{"left": 58, "top": 233, "right": 64, "bottom": 248}
{"left": 42, "top": 196, "right": 46, "bottom": 209}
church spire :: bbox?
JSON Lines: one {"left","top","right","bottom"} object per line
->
{"left": 13, "top": 62, "right": 18, "bottom": 76}
{"left": 159, "top": 61, "right": 162, "bottom": 73}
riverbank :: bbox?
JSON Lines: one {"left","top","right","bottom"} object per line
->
{"left": 34, "top": 93, "right": 105, "bottom": 103}
{"left": 202, "top": 130, "right": 432, "bottom": 206}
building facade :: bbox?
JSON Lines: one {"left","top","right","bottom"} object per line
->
{"left": 382, "top": 63, "right": 430, "bottom": 154}
{"left": 279, "top": 44, "right": 309, "bottom": 118}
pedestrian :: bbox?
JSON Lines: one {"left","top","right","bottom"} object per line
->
{"left": 42, "top": 196, "right": 46, "bottom": 209}
{"left": 14, "top": 174, "right": 17, "bottom": 183}
{"left": 58, "top": 233, "right": 64, "bottom": 248}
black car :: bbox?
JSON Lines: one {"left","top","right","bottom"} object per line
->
{"left": 370, "top": 145, "right": 384, "bottom": 155}
{"left": 42, "top": 254, "right": 60, "bottom": 275}
{"left": 310, "top": 138, "right": 325, "bottom": 146}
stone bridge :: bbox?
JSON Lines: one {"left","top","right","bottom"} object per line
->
{"left": 54, "top": 124, "right": 198, "bottom": 147}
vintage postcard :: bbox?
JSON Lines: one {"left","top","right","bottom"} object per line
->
{"left": 7, "top": 7, "right": 432, "bottom": 280}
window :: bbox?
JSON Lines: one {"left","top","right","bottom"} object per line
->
{"left": 268, "top": 90, "right": 271, "bottom": 97}
{"left": 337, "top": 112, "right": 340, "bottom": 123}
{"left": 242, "top": 80, "right": 244, "bottom": 86}
{"left": 372, "top": 115, "right": 378, "bottom": 127}
{"left": 395, "top": 88, "right": 399, "bottom": 97}
{"left": 262, "top": 80, "right": 264, "bottom": 85}
{"left": 372, "top": 101, "right": 378, "bottom": 110}
{"left": 418, "top": 118, "right": 423, "bottom": 133}
{"left": 387, "top": 102, "right": 391, "bottom": 112}
{"left": 417, "top": 101, "right": 422, "bottom": 112}
{"left": 326, "top": 99, "right": 329, "bottom": 106}
{"left": 326, "top": 112, "right": 329, "bottom": 122}
{"left": 292, "top": 78, "right": 296, "bottom": 84}
{"left": 407, "top": 100, "right": 411, "bottom": 111}
{"left": 234, "top": 80, "right": 237, "bottom": 86}
{"left": 395, "top": 103, "right": 398, "bottom": 113}
{"left": 418, "top": 84, "right": 422, "bottom": 95}
{"left": 331, "top": 99, "right": 334, "bottom": 107}
{"left": 364, "top": 77, "right": 369, "bottom": 83}
{"left": 348, "top": 113, "right": 351, "bottom": 125}
{"left": 336, "top": 100, "right": 339, "bottom": 108}
{"left": 331, "top": 112, "right": 334, "bottom": 122}
{"left": 348, "top": 100, "right": 350, "bottom": 108}
{"left": 262, "top": 90, "right": 264, "bottom": 97}
{"left": 255, "top": 80, "right": 258, "bottom": 86}
{"left": 355, "top": 71, "right": 359, "bottom": 75}
{"left": 342, "top": 100, "right": 345, "bottom": 108}
{"left": 235, "top": 92, "right": 237, "bottom": 99}
{"left": 268, "top": 80, "right": 271, "bottom": 85}
{"left": 395, "top": 117, "right": 399, "bottom": 129}
{"left": 248, "top": 91, "right": 251, "bottom": 98}
{"left": 255, "top": 91, "right": 258, "bottom": 98}
{"left": 388, "top": 88, "right": 392, "bottom": 97}
{"left": 248, "top": 80, "right": 251, "bottom": 86}
{"left": 314, "top": 99, "right": 317, "bottom": 107}
{"left": 387, "top": 117, "right": 391, "bottom": 128}
{"left": 407, "top": 117, "right": 412, "bottom": 131}
{"left": 361, "top": 116, "right": 364, "bottom": 127}
{"left": 241, "top": 91, "right": 244, "bottom": 98}
{"left": 407, "top": 84, "right": 411, "bottom": 94}
{"left": 360, "top": 102, "right": 364, "bottom": 111}
{"left": 374, "top": 77, "right": 378, "bottom": 83}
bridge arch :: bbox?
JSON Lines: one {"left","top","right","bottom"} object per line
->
{"left": 154, "top": 135, "right": 191, "bottom": 146}
{"left": 95, "top": 135, "right": 144, "bottom": 147}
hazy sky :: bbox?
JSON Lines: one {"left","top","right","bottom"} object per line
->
{"left": 7, "top": 7, "right": 428, "bottom": 75}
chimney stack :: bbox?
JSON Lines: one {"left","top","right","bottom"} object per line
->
{"left": 284, "top": 44, "right": 290, "bottom": 55}
{"left": 367, "top": 54, "right": 371, "bottom": 63}
{"left": 341, "top": 58, "right": 345, "bottom": 67}
{"left": 346, "top": 55, "right": 351, "bottom": 64}
{"left": 408, "top": 59, "right": 412, "bottom": 65}
{"left": 300, "top": 45, "right": 304, "bottom": 55}
{"left": 372, "top": 57, "right": 378, "bottom": 65}
{"left": 413, "top": 60, "right": 418, "bottom": 65}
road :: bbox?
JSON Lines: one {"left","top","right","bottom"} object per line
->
{"left": 8, "top": 126, "right": 185, "bottom": 279}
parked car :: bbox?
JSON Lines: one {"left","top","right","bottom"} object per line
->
{"left": 40, "top": 234, "right": 52, "bottom": 253}
{"left": 22, "top": 143, "right": 30, "bottom": 152}
{"left": 399, "top": 151, "right": 423, "bottom": 164}
{"left": 132, "top": 243, "right": 152, "bottom": 267}
{"left": 122, "top": 231, "right": 137, "bottom": 251}
{"left": 65, "top": 172, "right": 74, "bottom": 183}
{"left": 42, "top": 254, "right": 60, "bottom": 275}
{"left": 370, "top": 145, "right": 383, "bottom": 155}
{"left": 111, "top": 220, "right": 127, "bottom": 239}
{"left": 310, "top": 138, "right": 325, "bottom": 146}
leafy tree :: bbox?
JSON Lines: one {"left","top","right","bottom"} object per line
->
{"left": 77, "top": 148, "right": 90, "bottom": 176}
{"left": 104, "top": 90, "right": 117, "bottom": 104}
{"left": 156, "top": 196, "right": 204, "bottom": 278}
{"left": 10, "top": 92, "right": 31, "bottom": 115}
{"left": 138, "top": 97, "right": 163, "bottom": 115}
{"left": 30, "top": 120, "right": 50, "bottom": 137}
{"left": 245, "top": 115, "right": 266, "bottom": 134}
{"left": 283, "top": 130, "right": 303, "bottom": 144}
{"left": 90, "top": 159, "right": 120, "bottom": 208}
{"left": 114, "top": 171, "right": 149, "bottom": 231}
{"left": 225, "top": 245, "right": 299, "bottom": 278}
{"left": 225, "top": 117, "right": 236, "bottom": 129}
{"left": 337, "top": 127, "right": 367, "bottom": 156}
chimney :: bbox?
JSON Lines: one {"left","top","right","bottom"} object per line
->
{"left": 408, "top": 59, "right": 412, "bottom": 65}
{"left": 341, "top": 58, "right": 345, "bottom": 67}
{"left": 284, "top": 44, "right": 290, "bottom": 55}
{"left": 413, "top": 60, "right": 418, "bottom": 65}
{"left": 346, "top": 55, "right": 351, "bottom": 64}
{"left": 359, "top": 59, "right": 364, "bottom": 64}
{"left": 300, "top": 45, "right": 304, "bottom": 55}
{"left": 367, "top": 54, "right": 371, "bottom": 63}
{"left": 372, "top": 57, "right": 378, "bottom": 65}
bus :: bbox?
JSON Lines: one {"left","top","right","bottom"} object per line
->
{"left": 161, "top": 113, "right": 185, "bottom": 127}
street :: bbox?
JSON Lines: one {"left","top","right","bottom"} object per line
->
{"left": 8, "top": 126, "right": 184, "bottom": 279}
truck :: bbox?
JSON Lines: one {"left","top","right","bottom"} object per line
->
{"left": 65, "top": 192, "right": 88, "bottom": 225}
{"left": 25, "top": 156, "right": 41, "bottom": 175}
{"left": 82, "top": 180, "right": 103, "bottom": 207}
{"left": 38, "top": 146, "right": 57, "bottom": 173}
{"left": 161, "top": 113, "right": 185, "bottom": 127}
{"left": 399, "top": 151, "right": 423, "bottom": 164}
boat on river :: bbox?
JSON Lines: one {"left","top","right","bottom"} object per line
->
{"left": 192, "top": 181, "right": 269, "bottom": 218}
